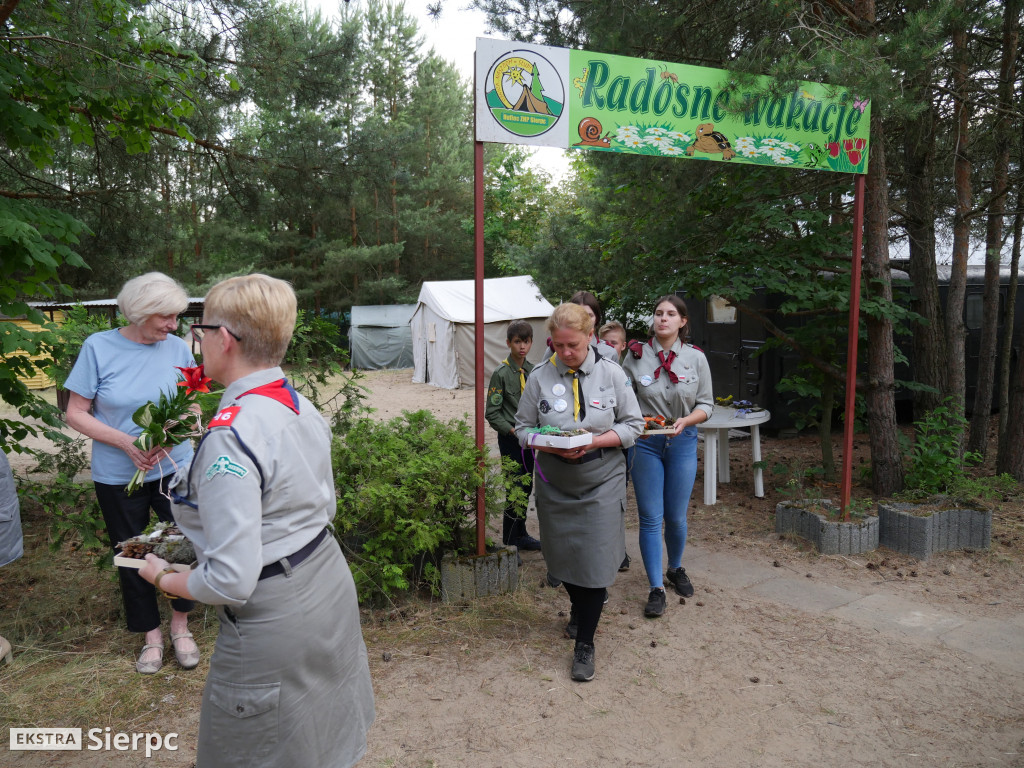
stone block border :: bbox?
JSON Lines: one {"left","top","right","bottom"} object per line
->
{"left": 775, "top": 501, "right": 879, "bottom": 555}
{"left": 440, "top": 545, "right": 519, "bottom": 603}
{"left": 877, "top": 502, "right": 991, "bottom": 559}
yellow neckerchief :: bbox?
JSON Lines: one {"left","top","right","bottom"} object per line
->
{"left": 503, "top": 357, "right": 526, "bottom": 393}
{"left": 550, "top": 353, "right": 581, "bottom": 421}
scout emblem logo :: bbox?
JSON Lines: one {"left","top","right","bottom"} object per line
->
{"left": 484, "top": 48, "right": 564, "bottom": 138}
{"left": 206, "top": 455, "right": 248, "bottom": 480}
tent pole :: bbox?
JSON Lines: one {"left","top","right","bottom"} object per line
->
{"left": 840, "top": 173, "right": 866, "bottom": 518}
{"left": 474, "top": 139, "right": 486, "bottom": 556}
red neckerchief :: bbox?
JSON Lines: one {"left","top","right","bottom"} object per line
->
{"left": 237, "top": 378, "right": 300, "bottom": 414}
{"left": 654, "top": 348, "right": 679, "bottom": 383}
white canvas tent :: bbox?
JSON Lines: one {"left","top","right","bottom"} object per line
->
{"left": 411, "top": 276, "right": 554, "bottom": 389}
{"left": 348, "top": 304, "right": 415, "bottom": 370}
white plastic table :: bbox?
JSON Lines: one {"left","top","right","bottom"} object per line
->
{"left": 696, "top": 408, "right": 771, "bottom": 505}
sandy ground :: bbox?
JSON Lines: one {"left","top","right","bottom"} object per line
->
{"left": 6, "top": 369, "right": 1024, "bottom": 768}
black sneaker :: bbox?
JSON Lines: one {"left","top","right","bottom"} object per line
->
{"left": 565, "top": 609, "right": 578, "bottom": 639}
{"left": 514, "top": 535, "right": 542, "bottom": 551}
{"left": 619, "top": 553, "right": 631, "bottom": 572}
{"left": 571, "top": 641, "right": 595, "bottom": 682}
{"left": 666, "top": 567, "right": 694, "bottom": 598}
{"left": 644, "top": 588, "right": 666, "bottom": 618}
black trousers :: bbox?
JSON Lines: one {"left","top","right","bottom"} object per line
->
{"left": 95, "top": 477, "right": 195, "bottom": 633}
{"left": 496, "top": 432, "right": 535, "bottom": 544}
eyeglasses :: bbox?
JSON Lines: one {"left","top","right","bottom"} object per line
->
{"left": 189, "top": 324, "right": 242, "bottom": 344}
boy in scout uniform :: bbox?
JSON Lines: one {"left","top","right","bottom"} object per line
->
{"left": 486, "top": 320, "right": 540, "bottom": 551}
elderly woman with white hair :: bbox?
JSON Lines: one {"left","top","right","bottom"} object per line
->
{"left": 64, "top": 272, "right": 200, "bottom": 674}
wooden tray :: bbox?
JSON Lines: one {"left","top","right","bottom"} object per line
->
{"left": 113, "top": 556, "right": 192, "bottom": 572}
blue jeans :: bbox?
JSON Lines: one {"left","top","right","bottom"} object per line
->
{"left": 628, "top": 427, "right": 698, "bottom": 589}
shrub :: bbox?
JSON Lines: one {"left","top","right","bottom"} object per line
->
{"left": 16, "top": 439, "right": 110, "bottom": 565}
{"left": 331, "top": 409, "right": 514, "bottom": 604}
{"left": 903, "top": 399, "right": 980, "bottom": 496}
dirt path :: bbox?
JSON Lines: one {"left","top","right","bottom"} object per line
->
{"left": 6, "top": 369, "right": 1024, "bottom": 767}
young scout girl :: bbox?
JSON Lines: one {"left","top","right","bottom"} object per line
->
{"left": 623, "top": 295, "right": 713, "bottom": 619}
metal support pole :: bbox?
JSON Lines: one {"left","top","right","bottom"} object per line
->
{"left": 840, "top": 173, "right": 866, "bottom": 518}
{"left": 474, "top": 139, "right": 486, "bottom": 555}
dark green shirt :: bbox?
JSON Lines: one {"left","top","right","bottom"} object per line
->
{"left": 486, "top": 357, "right": 534, "bottom": 435}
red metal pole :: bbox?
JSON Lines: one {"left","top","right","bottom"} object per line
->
{"left": 474, "top": 139, "right": 486, "bottom": 555}
{"left": 840, "top": 173, "right": 866, "bottom": 518}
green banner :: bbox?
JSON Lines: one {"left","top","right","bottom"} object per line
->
{"left": 566, "top": 49, "right": 870, "bottom": 173}
{"left": 474, "top": 40, "right": 870, "bottom": 174}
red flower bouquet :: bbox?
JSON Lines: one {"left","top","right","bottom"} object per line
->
{"left": 125, "top": 365, "right": 216, "bottom": 494}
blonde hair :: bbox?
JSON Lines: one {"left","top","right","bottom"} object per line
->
{"left": 204, "top": 274, "right": 296, "bottom": 366}
{"left": 598, "top": 320, "right": 625, "bottom": 340}
{"left": 546, "top": 302, "right": 593, "bottom": 337}
{"left": 117, "top": 272, "right": 188, "bottom": 325}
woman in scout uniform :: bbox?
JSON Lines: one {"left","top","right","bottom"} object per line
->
{"left": 623, "top": 295, "right": 713, "bottom": 619}
{"left": 514, "top": 303, "right": 643, "bottom": 682}
{"left": 485, "top": 319, "right": 540, "bottom": 550}
{"left": 139, "top": 275, "right": 374, "bottom": 768}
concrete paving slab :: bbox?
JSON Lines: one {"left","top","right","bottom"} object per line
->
{"left": 830, "top": 593, "right": 965, "bottom": 640}
{"left": 939, "top": 617, "right": 1024, "bottom": 670}
{"left": 748, "top": 577, "right": 863, "bottom": 613}
{"left": 688, "top": 549, "right": 781, "bottom": 590}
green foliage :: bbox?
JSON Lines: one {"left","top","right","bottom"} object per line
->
{"left": 45, "top": 305, "right": 116, "bottom": 388}
{"left": 903, "top": 399, "right": 980, "bottom": 495}
{"left": 331, "top": 409, "right": 509, "bottom": 604}
{"left": 284, "top": 310, "right": 349, "bottom": 409}
{"left": 16, "top": 440, "right": 110, "bottom": 566}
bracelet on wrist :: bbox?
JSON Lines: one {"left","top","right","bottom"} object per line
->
{"left": 154, "top": 566, "right": 178, "bottom": 599}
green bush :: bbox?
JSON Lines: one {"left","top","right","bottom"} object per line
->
{"left": 903, "top": 399, "right": 979, "bottom": 495}
{"left": 331, "top": 409, "right": 516, "bottom": 604}
{"left": 16, "top": 439, "right": 110, "bottom": 565}
{"left": 285, "top": 310, "right": 348, "bottom": 409}
{"left": 45, "top": 305, "right": 118, "bottom": 389}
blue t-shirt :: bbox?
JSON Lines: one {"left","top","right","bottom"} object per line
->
{"left": 65, "top": 329, "right": 196, "bottom": 485}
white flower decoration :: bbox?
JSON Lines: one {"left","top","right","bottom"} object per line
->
{"left": 661, "top": 145, "right": 684, "bottom": 155}
{"left": 646, "top": 127, "right": 668, "bottom": 136}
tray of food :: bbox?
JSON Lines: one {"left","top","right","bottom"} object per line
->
{"left": 642, "top": 416, "right": 677, "bottom": 435}
{"left": 114, "top": 523, "right": 196, "bottom": 571}
{"left": 525, "top": 427, "right": 594, "bottom": 449}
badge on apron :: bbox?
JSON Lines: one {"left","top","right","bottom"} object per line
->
{"left": 552, "top": 398, "right": 568, "bottom": 412}
{"left": 539, "top": 399, "right": 551, "bottom": 414}
{"left": 640, "top": 374, "right": 654, "bottom": 387}
{"left": 552, "top": 383, "right": 566, "bottom": 396}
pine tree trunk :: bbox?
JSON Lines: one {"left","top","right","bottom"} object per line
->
{"left": 997, "top": 200, "right": 1022, "bottom": 473}
{"left": 967, "top": 0, "right": 1019, "bottom": 458}
{"left": 998, "top": 346, "right": 1024, "bottom": 481}
{"left": 946, "top": 6, "right": 971, "bottom": 427}
{"left": 902, "top": 48, "right": 947, "bottom": 417}
{"left": 864, "top": 112, "right": 904, "bottom": 495}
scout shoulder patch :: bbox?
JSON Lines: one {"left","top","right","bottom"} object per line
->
{"left": 205, "top": 455, "right": 249, "bottom": 480}
{"left": 489, "top": 391, "right": 503, "bottom": 406}
{"left": 208, "top": 406, "right": 241, "bottom": 427}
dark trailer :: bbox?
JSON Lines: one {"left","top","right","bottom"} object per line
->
{"left": 683, "top": 263, "right": 1024, "bottom": 430}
